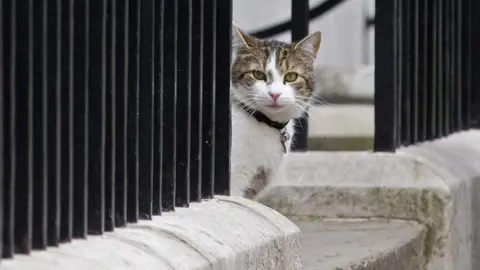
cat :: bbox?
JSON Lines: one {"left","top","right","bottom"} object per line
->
{"left": 230, "top": 24, "right": 321, "bottom": 199}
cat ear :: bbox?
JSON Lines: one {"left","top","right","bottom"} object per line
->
{"left": 294, "top": 31, "right": 322, "bottom": 57}
{"left": 232, "top": 23, "right": 259, "bottom": 49}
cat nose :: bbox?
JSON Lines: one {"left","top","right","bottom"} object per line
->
{"left": 268, "top": 92, "right": 281, "bottom": 102}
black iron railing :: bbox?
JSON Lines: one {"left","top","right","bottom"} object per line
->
{"left": 374, "top": 0, "right": 480, "bottom": 151}
{"left": 0, "top": 0, "right": 232, "bottom": 260}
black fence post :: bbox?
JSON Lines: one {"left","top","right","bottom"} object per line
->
{"left": 290, "top": 0, "right": 309, "bottom": 151}
{"left": 461, "top": 0, "right": 471, "bottom": 129}
{"left": 87, "top": 0, "right": 107, "bottom": 235}
{"left": 138, "top": 0, "right": 155, "bottom": 219}
{"left": 374, "top": 0, "right": 397, "bottom": 151}
{"left": 214, "top": 0, "right": 232, "bottom": 196}
{"left": 60, "top": 0, "right": 74, "bottom": 243}
{"left": 161, "top": 0, "right": 177, "bottom": 211}
{"left": 471, "top": 0, "right": 480, "bottom": 126}
{"left": 189, "top": 0, "right": 204, "bottom": 202}
{"left": 201, "top": 0, "right": 216, "bottom": 199}
{"left": 31, "top": 0, "right": 48, "bottom": 250}
{"left": 104, "top": 0, "right": 117, "bottom": 231}
{"left": 14, "top": 0, "right": 34, "bottom": 254}
{"left": 72, "top": 0, "right": 89, "bottom": 239}
{"left": 3, "top": 0, "right": 16, "bottom": 257}
{"left": 126, "top": 0, "right": 139, "bottom": 222}
{"left": 0, "top": 0, "right": 4, "bottom": 260}
{"left": 175, "top": 0, "right": 192, "bottom": 207}
{"left": 114, "top": 0, "right": 129, "bottom": 227}
{"left": 152, "top": 0, "right": 164, "bottom": 215}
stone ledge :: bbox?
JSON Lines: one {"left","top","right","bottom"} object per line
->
{"left": 0, "top": 196, "right": 302, "bottom": 270}
{"left": 294, "top": 218, "right": 426, "bottom": 270}
{"left": 259, "top": 129, "right": 480, "bottom": 270}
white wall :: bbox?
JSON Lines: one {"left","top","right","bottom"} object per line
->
{"left": 232, "top": 0, "right": 375, "bottom": 68}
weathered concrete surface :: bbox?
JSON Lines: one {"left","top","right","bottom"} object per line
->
{"left": 259, "top": 129, "right": 480, "bottom": 270}
{"left": 0, "top": 196, "right": 302, "bottom": 270}
{"left": 294, "top": 218, "right": 426, "bottom": 270}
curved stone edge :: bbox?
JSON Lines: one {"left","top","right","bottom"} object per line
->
{"left": 258, "top": 129, "right": 480, "bottom": 270}
{"left": 0, "top": 197, "right": 302, "bottom": 270}
{"left": 335, "top": 219, "right": 427, "bottom": 270}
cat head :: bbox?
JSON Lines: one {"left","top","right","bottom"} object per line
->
{"left": 231, "top": 24, "right": 321, "bottom": 123}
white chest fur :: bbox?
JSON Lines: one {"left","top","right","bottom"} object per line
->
{"left": 230, "top": 105, "right": 294, "bottom": 197}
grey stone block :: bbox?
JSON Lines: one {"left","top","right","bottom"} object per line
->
{"left": 0, "top": 196, "right": 302, "bottom": 270}
{"left": 259, "top": 129, "right": 480, "bottom": 270}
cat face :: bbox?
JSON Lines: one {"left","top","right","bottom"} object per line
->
{"left": 231, "top": 24, "right": 321, "bottom": 122}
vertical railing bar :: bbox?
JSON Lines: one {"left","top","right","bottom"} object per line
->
{"left": 201, "top": 0, "right": 215, "bottom": 196}
{"left": 436, "top": 0, "right": 444, "bottom": 136}
{"left": 425, "top": 0, "right": 436, "bottom": 139}
{"left": 14, "top": 0, "right": 34, "bottom": 254}
{"left": 443, "top": 0, "right": 450, "bottom": 134}
{"left": 290, "top": 0, "right": 309, "bottom": 151}
{"left": 455, "top": 0, "right": 462, "bottom": 130}
{"left": 411, "top": 0, "right": 419, "bottom": 144}
{"left": 213, "top": 0, "right": 232, "bottom": 195}
{"left": 162, "top": 0, "right": 178, "bottom": 210}
{"left": 152, "top": 0, "right": 164, "bottom": 215}
{"left": 471, "top": 0, "right": 480, "bottom": 127}
{"left": 138, "top": 0, "right": 155, "bottom": 218}
{"left": 32, "top": 0, "right": 49, "bottom": 250}
{"left": 127, "top": 0, "right": 140, "bottom": 223}
{"left": 175, "top": 0, "right": 192, "bottom": 207}
{"left": 400, "top": 0, "right": 411, "bottom": 145}
{"left": 3, "top": 0, "right": 16, "bottom": 257}
{"left": 87, "top": 0, "right": 107, "bottom": 235}
{"left": 449, "top": 0, "right": 456, "bottom": 131}
{"left": 152, "top": 0, "right": 163, "bottom": 215}
{"left": 396, "top": 0, "right": 403, "bottom": 145}
{"left": 114, "top": 0, "right": 128, "bottom": 227}
{"left": 104, "top": 0, "right": 116, "bottom": 231}
{"left": 73, "top": 0, "right": 89, "bottom": 239}
{"left": 48, "top": 0, "right": 62, "bottom": 246}
{"left": 462, "top": 0, "right": 471, "bottom": 128}
{"left": 61, "top": 0, "right": 74, "bottom": 242}
{"left": 419, "top": 0, "right": 428, "bottom": 141}
{"left": 189, "top": 0, "right": 203, "bottom": 202}
{"left": 0, "top": 0, "right": 4, "bottom": 259}
{"left": 374, "top": 0, "right": 397, "bottom": 151}
{"left": 53, "top": 0, "right": 62, "bottom": 246}
{"left": 430, "top": 0, "right": 438, "bottom": 138}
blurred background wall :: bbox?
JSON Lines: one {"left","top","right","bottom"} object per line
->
{"left": 232, "top": 0, "right": 375, "bottom": 69}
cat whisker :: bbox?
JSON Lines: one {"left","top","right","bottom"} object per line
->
{"left": 309, "top": 95, "right": 331, "bottom": 106}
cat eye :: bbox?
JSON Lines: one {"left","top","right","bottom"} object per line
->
{"left": 284, "top": 72, "right": 298, "bottom": 82}
{"left": 252, "top": 70, "right": 267, "bottom": 81}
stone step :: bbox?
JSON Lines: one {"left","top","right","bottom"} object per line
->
{"left": 307, "top": 104, "right": 373, "bottom": 151}
{"left": 294, "top": 218, "right": 426, "bottom": 270}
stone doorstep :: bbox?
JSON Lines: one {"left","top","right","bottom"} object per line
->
{"left": 257, "top": 151, "right": 454, "bottom": 269}
{"left": 0, "top": 196, "right": 302, "bottom": 270}
{"left": 293, "top": 217, "right": 427, "bottom": 270}
{"left": 260, "top": 130, "right": 480, "bottom": 270}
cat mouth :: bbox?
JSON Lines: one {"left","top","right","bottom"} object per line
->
{"left": 266, "top": 104, "right": 283, "bottom": 109}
